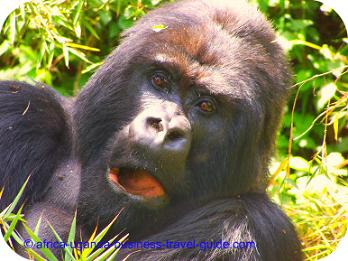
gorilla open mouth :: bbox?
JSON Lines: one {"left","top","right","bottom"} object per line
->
{"left": 108, "top": 167, "right": 166, "bottom": 198}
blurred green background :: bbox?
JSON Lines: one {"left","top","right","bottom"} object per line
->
{"left": 0, "top": 0, "right": 347, "bottom": 260}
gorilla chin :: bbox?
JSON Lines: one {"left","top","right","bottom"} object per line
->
{"left": 0, "top": 0, "right": 303, "bottom": 260}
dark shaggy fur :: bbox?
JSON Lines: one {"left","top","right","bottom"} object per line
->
{"left": 0, "top": 81, "right": 70, "bottom": 211}
{"left": 0, "top": 0, "right": 302, "bottom": 260}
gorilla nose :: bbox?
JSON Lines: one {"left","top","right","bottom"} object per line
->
{"left": 129, "top": 111, "right": 192, "bottom": 155}
{"left": 145, "top": 115, "right": 191, "bottom": 152}
{"left": 146, "top": 117, "right": 188, "bottom": 143}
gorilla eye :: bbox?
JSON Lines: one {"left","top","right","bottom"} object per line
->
{"left": 198, "top": 100, "right": 215, "bottom": 113}
{"left": 151, "top": 71, "right": 169, "bottom": 91}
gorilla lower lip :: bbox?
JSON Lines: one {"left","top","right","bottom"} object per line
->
{"left": 109, "top": 168, "right": 166, "bottom": 198}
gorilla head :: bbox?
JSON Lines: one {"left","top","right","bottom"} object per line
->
{"left": 74, "top": 0, "right": 290, "bottom": 238}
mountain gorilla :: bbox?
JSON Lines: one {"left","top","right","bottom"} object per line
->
{"left": 0, "top": 0, "right": 302, "bottom": 260}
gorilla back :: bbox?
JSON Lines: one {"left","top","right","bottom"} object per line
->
{"left": 1, "top": 0, "right": 302, "bottom": 260}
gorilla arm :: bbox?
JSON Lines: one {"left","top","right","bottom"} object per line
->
{"left": 121, "top": 194, "right": 302, "bottom": 261}
{"left": 0, "top": 81, "right": 78, "bottom": 255}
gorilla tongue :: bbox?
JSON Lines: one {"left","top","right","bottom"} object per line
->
{"left": 109, "top": 168, "right": 166, "bottom": 198}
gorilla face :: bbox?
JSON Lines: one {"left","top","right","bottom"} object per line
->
{"left": 74, "top": 0, "right": 290, "bottom": 238}
{"left": 106, "top": 52, "right": 236, "bottom": 201}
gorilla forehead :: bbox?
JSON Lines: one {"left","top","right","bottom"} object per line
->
{"left": 112, "top": 0, "right": 286, "bottom": 102}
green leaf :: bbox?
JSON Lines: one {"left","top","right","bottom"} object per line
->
{"left": 118, "top": 16, "right": 134, "bottom": 30}
{"left": 82, "top": 62, "right": 103, "bottom": 74}
{"left": 3, "top": 206, "right": 23, "bottom": 242}
{"left": 1, "top": 175, "right": 30, "bottom": 219}
{"left": 151, "top": 23, "right": 167, "bottom": 32}
{"left": 66, "top": 42, "right": 100, "bottom": 52}
{"left": 9, "top": 12, "right": 16, "bottom": 43}
{"left": 22, "top": 223, "right": 59, "bottom": 261}
{"left": 73, "top": 0, "right": 84, "bottom": 26}
{"left": 47, "top": 41, "right": 55, "bottom": 68}
{"left": 62, "top": 44, "right": 70, "bottom": 68}
{"left": 84, "top": 19, "right": 100, "bottom": 39}
{"left": 0, "top": 40, "right": 10, "bottom": 56}
{"left": 34, "top": 215, "right": 42, "bottom": 235}
{"left": 0, "top": 0, "right": 31, "bottom": 33}
{"left": 68, "top": 47, "right": 92, "bottom": 64}
{"left": 105, "top": 234, "right": 128, "bottom": 261}
{"left": 47, "top": 223, "right": 75, "bottom": 261}
{"left": 74, "top": 24, "right": 81, "bottom": 38}
{"left": 100, "top": 10, "right": 112, "bottom": 25}
{"left": 26, "top": 249, "right": 46, "bottom": 261}
{"left": 289, "top": 156, "right": 310, "bottom": 172}
{"left": 81, "top": 214, "right": 119, "bottom": 259}
{"left": 316, "top": 82, "right": 336, "bottom": 111}
{"left": 36, "top": 41, "right": 47, "bottom": 69}
{"left": 64, "top": 212, "right": 77, "bottom": 261}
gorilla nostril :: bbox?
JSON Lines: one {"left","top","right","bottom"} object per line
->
{"left": 146, "top": 117, "right": 164, "bottom": 132}
{"left": 163, "top": 128, "right": 189, "bottom": 152}
{"left": 166, "top": 129, "right": 185, "bottom": 142}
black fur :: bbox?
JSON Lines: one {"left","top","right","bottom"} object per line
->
{"left": 0, "top": 81, "right": 70, "bottom": 210}
{"left": 123, "top": 194, "right": 301, "bottom": 261}
{"left": 0, "top": 0, "right": 303, "bottom": 260}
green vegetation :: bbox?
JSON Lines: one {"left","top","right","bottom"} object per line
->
{"left": 0, "top": 179, "right": 127, "bottom": 260}
{"left": 254, "top": 1, "right": 348, "bottom": 259}
{"left": 0, "top": 0, "right": 347, "bottom": 260}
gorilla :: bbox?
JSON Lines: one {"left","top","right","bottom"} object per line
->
{"left": 0, "top": 0, "right": 302, "bottom": 260}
